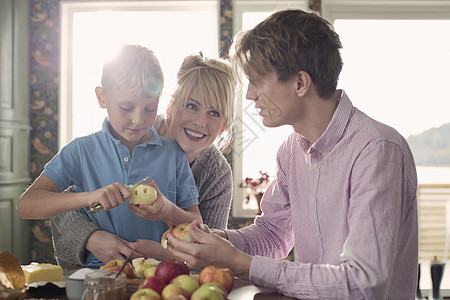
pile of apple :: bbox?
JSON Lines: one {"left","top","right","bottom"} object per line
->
{"left": 102, "top": 258, "right": 234, "bottom": 300}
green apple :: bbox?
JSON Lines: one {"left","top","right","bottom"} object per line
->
{"left": 161, "top": 283, "right": 190, "bottom": 300}
{"left": 132, "top": 257, "right": 160, "bottom": 279}
{"left": 190, "top": 285, "right": 225, "bottom": 300}
{"left": 129, "top": 288, "right": 161, "bottom": 300}
{"left": 161, "top": 223, "right": 194, "bottom": 249}
{"left": 130, "top": 184, "right": 157, "bottom": 205}
{"left": 200, "top": 282, "right": 227, "bottom": 298}
{"left": 171, "top": 274, "right": 199, "bottom": 295}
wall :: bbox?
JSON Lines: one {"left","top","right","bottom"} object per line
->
{"left": 27, "top": 0, "right": 321, "bottom": 263}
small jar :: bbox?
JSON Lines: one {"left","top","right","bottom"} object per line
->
{"left": 81, "top": 270, "right": 127, "bottom": 300}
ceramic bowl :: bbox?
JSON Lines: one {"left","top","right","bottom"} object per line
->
{"left": 63, "top": 269, "right": 86, "bottom": 300}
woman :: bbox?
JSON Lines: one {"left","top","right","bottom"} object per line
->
{"left": 50, "top": 54, "right": 236, "bottom": 267}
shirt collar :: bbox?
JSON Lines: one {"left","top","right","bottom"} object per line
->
{"left": 102, "top": 117, "right": 163, "bottom": 147}
{"left": 299, "top": 90, "right": 354, "bottom": 154}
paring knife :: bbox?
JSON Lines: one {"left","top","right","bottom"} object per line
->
{"left": 88, "top": 176, "right": 150, "bottom": 213}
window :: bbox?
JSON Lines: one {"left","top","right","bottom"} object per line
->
{"left": 59, "top": 0, "right": 218, "bottom": 147}
{"left": 232, "top": 1, "right": 308, "bottom": 218}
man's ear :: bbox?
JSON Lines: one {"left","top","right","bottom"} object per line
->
{"left": 295, "top": 71, "right": 312, "bottom": 97}
{"left": 95, "top": 86, "right": 106, "bottom": 108}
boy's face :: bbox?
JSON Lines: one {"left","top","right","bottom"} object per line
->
{"left": 245, "top": 71, "right": 301, "bottom": 128}
{"left": 96, "top": 86, "right": 159, "bottom": 147}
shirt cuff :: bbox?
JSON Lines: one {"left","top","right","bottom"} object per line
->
{"left": 249, "top": 256, "right": 282, "bottom": 291}
{"left": 224, "top": 229, "right": 246, "bottom": 250}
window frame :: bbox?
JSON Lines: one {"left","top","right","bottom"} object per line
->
{"left": 231, "top": 0, "right": 308, "bottom": 218}
{"left": 59, "top": 0, "right": 219, "bottom": 148}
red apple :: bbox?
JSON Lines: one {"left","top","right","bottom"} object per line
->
{"left": 155, "top": 259, "right": 190, "bottom": 284}
{"left": 171, "top": 274, "right": 199, "bottom": 295}
{"left": 161, "top": 283, "right": 190, "bottom": 300}
{"left": 140, "top": 275, "right": 166, "bottom": 294}
{"left": 190, "top": 284, "right": 225, "bottom": 300}
{"left": 198, "top": 265, "right": 234, "bottom": 293}
{"left": 129, "top": 288, "right": 161, "bottom": 300}
{"left": 161, "top": 223, "right": 194, "bottom": 249}
{"left": 100, "top": 259, "right": 135, "bottom": 279}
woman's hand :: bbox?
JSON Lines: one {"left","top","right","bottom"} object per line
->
{"left": 167, "top": 220, "right": 252, "bottom": 280}
{"left": 126, "top": 239, "right": 173, "bottom": 261}
{"left": 88, "top": 182, "right": 131, "bottom": 211}
{"left": 86, "top": 230, "right": 143, "bottom": 263}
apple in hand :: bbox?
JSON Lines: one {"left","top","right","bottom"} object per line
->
{"left": 155, "top": 259, "right": 190, "bottom": 284}
{"left": 100, "top": 259, "right": 135, "bottom": 279}
{"left": 171, "top": 274, "right": 199, "bottom": 295}
{"left": 130, "top": 183, "right": 157, "bottom": 205}
{"left": 199, "top": 265, "right": 234, "bottom": 293}
{"left": 161, "top": 283, "right": 190, "bottom": 300}
{"left": 161, "top": 223, "right": 194, "bottom": 249}
{"left": 190, "top": 284, "right": 225, "bottom": 300}
{"left": 132, "top": 257, "right": 160, "bottom": 279}
{"left": 129, "top": 288, "right": 161, "bottom": 300}
{"left": 140, "top": 275, "right": 166, "bottom": 294}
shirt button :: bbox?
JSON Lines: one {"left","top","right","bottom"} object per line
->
{"left": 124, "top": 157, "right": 129, "bottom": 162}
{"left": 310, "top": 198, "right": 315, "bottom": 204}
{"left": 115, "top": 141, "right": 119, "bottom": 144}
{"left": 315, "top": 232, "right": 320, "bottom": 238}
{"left": 313, "top": 163, "right": 318, "bottom": 169}
{"left": 322, "top": 151, "right": 327, "bottom": 156}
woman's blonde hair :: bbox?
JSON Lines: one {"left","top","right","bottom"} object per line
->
{"left": 167, "top": 54, "right": 237, "bottom": 150}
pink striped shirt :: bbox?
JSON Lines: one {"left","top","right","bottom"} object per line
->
{"left": 227, "top": 90, "right": 418, "bottom": 299}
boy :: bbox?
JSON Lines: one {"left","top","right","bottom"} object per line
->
{"left": 168, "top": 10, "right": 418, "bottom": 299}
{"left": 18, "top": 44, "right": 201, "bottom": 266}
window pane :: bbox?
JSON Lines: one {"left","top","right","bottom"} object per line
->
{"left": 335, "top": 19, "right": 450, "bottom": 184}
{"left": 65, "top": 7, "right": 217, "bottom": 145}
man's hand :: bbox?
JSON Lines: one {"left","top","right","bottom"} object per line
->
{"left": 86, "top": 230, "right": 143, "bottom": 263}
{"left": 167, "top": 220, "right": 252, "bottom": 280}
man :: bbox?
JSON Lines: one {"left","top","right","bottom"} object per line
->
{"left": 168, "top": 9, "right": 418, "bottom": 299}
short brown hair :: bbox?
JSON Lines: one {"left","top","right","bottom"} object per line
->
{"left": 232, "top": 9, "right": 343, "bottom": 98}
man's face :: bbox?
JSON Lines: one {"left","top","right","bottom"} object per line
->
{"left": 245, "top": 71, "right": 300, "bottom": 128}
{"left": 97, "top": 86, "right": 159, "bottom": 147}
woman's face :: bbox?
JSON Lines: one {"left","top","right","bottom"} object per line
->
{"left": 168, "top": 88, "right": 224, "bottom": 163}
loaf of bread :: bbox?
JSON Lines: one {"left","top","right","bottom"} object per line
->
{"left": 0, "top": 250, "right": 26, "bottom": 289}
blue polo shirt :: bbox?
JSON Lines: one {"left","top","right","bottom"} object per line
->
{"left": 43, "top": 118, "right": 198, "bottom": 266}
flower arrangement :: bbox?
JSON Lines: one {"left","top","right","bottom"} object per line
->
{"left": 240, "top": 171, "right": 270, "bottom": 214}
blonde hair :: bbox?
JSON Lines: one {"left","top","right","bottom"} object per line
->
{"left": 167, "top": 54, "right": 236, "bottom": 149}
{"left": 101, "top": 44, "right": 164, "bottom": 98}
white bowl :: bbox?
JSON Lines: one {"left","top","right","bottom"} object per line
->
{"left": 63, "top": 269, "right": 87, "bottom": 300}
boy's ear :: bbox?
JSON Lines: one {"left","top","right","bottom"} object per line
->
{"left": 95, "top": 86, "right": 106, "bottom": 108}
{"left": 295, "top": 71, "right": 312, "bottom": 97}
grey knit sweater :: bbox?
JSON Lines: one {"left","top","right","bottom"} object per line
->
{"left": 50, "top": 116, "right": 232, "bottom": 267}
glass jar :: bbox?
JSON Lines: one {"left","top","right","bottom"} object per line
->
{"left": 81, "top": 270, "right": 127, "bottom": 300}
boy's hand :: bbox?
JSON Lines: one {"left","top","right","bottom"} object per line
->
{"left": 88, "top": 182, "right": 131, "bottom": 211}
{"left": 129, "top": 179, "right": 172, "bottom": 220}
